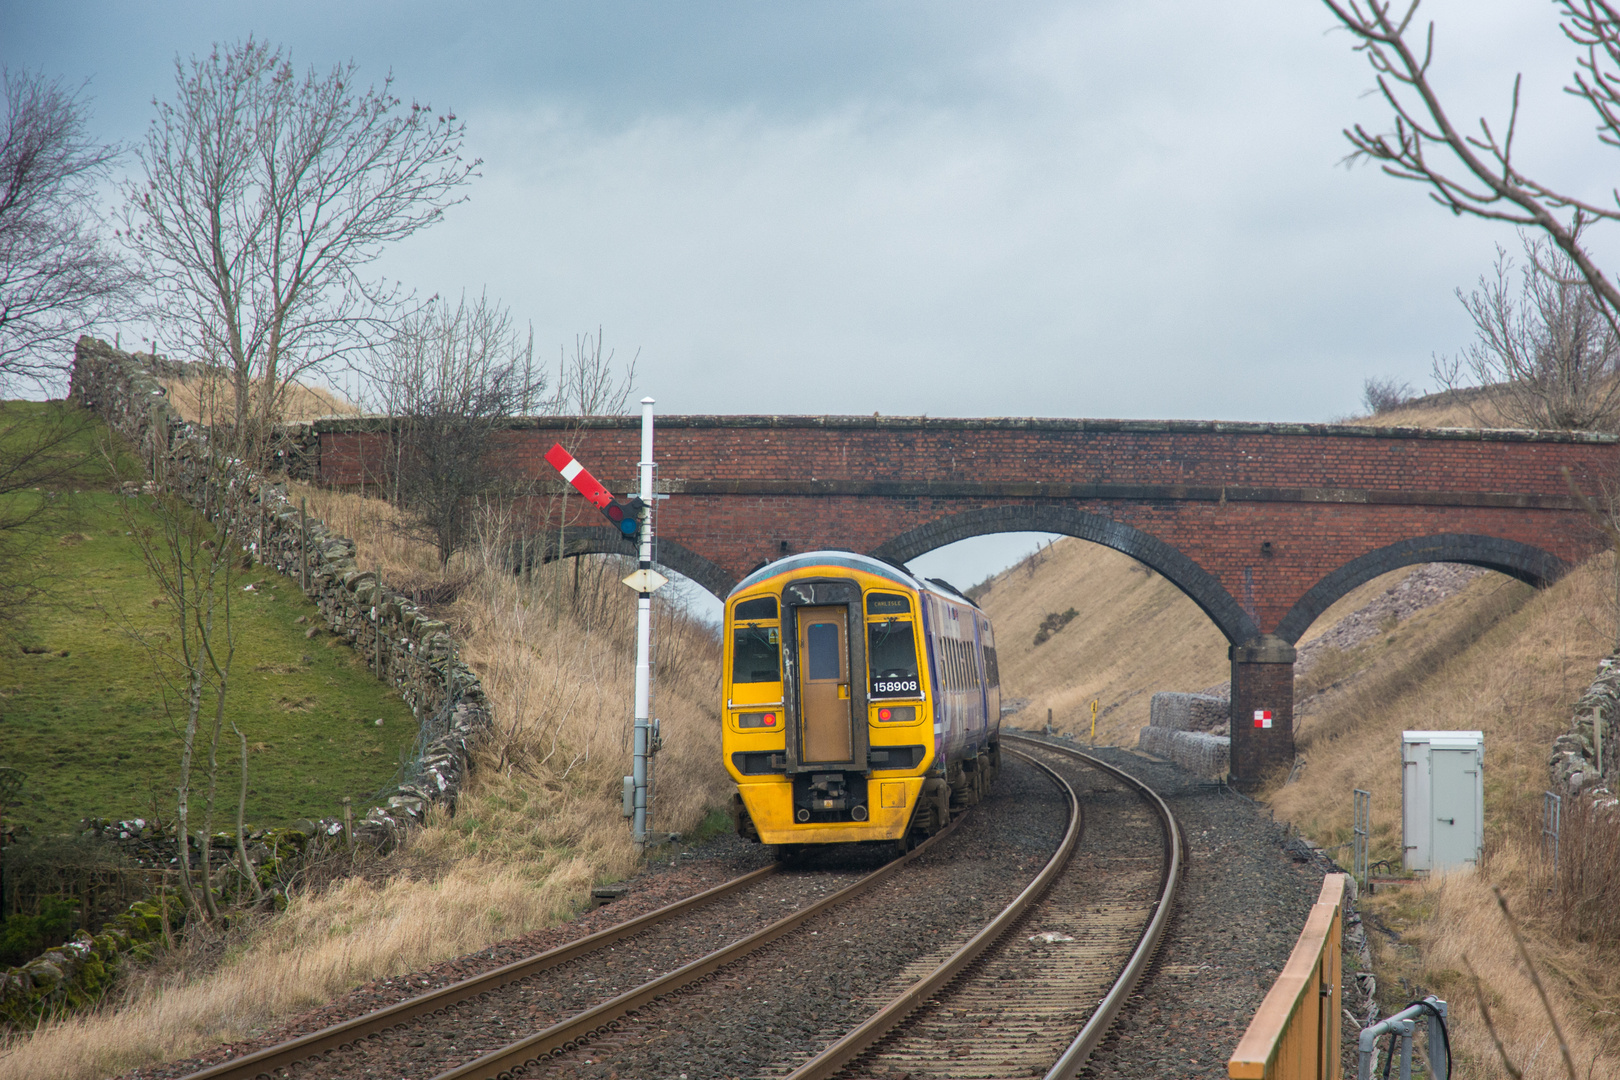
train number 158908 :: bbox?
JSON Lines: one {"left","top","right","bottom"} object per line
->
{"left": 871, "top": 679, "right": 918, "bottom": 695}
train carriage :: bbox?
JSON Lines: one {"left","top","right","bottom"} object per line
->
{"left": 723, "top": 551, "right": 1001, "bottom": 850}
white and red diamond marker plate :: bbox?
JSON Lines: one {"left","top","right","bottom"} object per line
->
{"left": 1253, "top": 709, "right": 1273, "bottom": 729}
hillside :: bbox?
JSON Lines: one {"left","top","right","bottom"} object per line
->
{"left": 0, "top": 401, "right": 417, "bottom": 834}
{"left": 979, "top": 531, "right": 1620, "bottom": 1076}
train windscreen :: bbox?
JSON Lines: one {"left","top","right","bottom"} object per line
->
{"left": 732, "top": 625, "right": 781, "bottom": 683}
{"left": 868, "top": 619, "right": 919, "bottom": 697}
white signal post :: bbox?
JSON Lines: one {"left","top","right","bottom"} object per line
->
{"left": 630, "top": 398, "right": 657, "bottom": 850}
{"left": 543, "top": 405, "right": 664, "bottom": 851}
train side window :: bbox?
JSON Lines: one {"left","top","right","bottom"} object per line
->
{"left": 732, "top": 625, "right": 781, "bottom": 683}
{"left": 735, "top": 596, "right": 778, "bottom": 621}
{"left": 868, "top": 619, "right": 919, "bottom": 697}
{"left": 982, "top": 645, "right": 1000, "bottom": 687}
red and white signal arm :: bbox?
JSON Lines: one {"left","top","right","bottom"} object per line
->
{"left": 1253, "top": 709, "right": 1273, "bottom": 729}
{"left": 543, "top": 444, "right": 615, "bottom": 510}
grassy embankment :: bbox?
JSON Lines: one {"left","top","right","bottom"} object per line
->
{"left": 977, "top": 518, "right": 1620, "bottom": 1076}
{"left": 0, "top": 401, "right": 416, "bottom": 833}
{"left": 0, "top": 466, "right": 732, "bottom": 1080}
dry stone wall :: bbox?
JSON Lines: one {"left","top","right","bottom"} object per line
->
{"left": 68, "top": 336, "right": 490, "bottom": 831}
{"left": 1549, "top": 658, "right": 1620, "bottom": 802}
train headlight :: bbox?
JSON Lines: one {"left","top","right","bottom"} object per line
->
{"left": 875, "top": 705, "right": 916, "bottom": 723}
{"left": 738, "top": 711, "right": 778, "bottom": 728}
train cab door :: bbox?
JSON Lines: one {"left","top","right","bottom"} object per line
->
{"left": 796, "top": 606, "right": 853, "bottom": 763}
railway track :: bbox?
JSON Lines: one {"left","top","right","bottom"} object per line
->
{"left": 177, "top": 819, "right": 968, "bottom": 1080}
{"left": 786, "top": 733, "right": 1183, "bottom": 1080}
{"left": 178, "top": 736, "right": 1177, "bottom": 1080}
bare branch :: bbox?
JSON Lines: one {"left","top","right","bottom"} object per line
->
{"left": 122, "top": 39, "right": 479, "bottom": 463}
{"left": 0, "top": 68, "right": 138, "bottom": 393}
{"left": 1324, "top": 0, "right": 1620, "bottom": 323}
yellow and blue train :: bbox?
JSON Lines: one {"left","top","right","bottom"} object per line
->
{"left": 723, "top": 551, "right": 1001, "bottom": 852}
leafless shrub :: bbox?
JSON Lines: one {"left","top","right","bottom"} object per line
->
{"left": 0, "top": 68, "right": 137, "bottom": 393}
{"left": 1362, "top": 375, "right": 1416, "bottom": 414}
{"left": 368, "top": 292, "right": 545, "bottom": 565}
{"left": 1532, "top": 794, "right": 1620, "bottom": 950}
{"left": 1434, "top": 236, "right": 1620, "bottom": 430}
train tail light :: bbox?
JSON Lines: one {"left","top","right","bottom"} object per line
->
{"left": 738, "top": 711, "right": 778, "bottom": 728}
{"left": 874, "top": 705, "right": 916, "bottom": 723}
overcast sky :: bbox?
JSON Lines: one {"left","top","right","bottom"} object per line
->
{"left": 6, "top": 0, "right": 1616, "bottom": 598}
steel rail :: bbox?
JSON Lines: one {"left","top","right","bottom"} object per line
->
{"left": 178, "top": 861, "right": 786, "bottom": 1080}
{"left": 1016, "top": 734, "right": 1185, "bottom": 1080}
{"left": 786, "top": 733, "right": 1182, "bottom": 1080}
{"left": 782, "top": 746, "right": 1082, "bottom": 1080}
{"left": 432, "top": 809, "right": 970, "bottom": 1080}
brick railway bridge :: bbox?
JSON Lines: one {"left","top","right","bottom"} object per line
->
{"left": 307, "top": 415, "right": 1619, "bottom": 786}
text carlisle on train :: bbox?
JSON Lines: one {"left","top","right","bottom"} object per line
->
{"left": 722, "top": 551, "right": 1001, "bottom": 850}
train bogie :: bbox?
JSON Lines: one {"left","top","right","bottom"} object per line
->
{"left": 721, "top": 551, "right": 1001, "bottom": 847}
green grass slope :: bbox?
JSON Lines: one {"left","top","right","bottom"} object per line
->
{"left": 0, "top": 401, "right": 417, "bottom": 833}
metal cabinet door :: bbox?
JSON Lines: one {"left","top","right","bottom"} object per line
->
{"left": 1430, "top": 747, "right": 1481, "bottom": 872}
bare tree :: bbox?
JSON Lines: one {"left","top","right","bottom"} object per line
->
{"left": 1324, "top": 1, "right": 1620, "bottom": 325}
{"left": 121, "top": 39, "right": 478, "bottom": 461}
{"left": 1434, "top": 235, "right": 1620, "bottom": 429}
{"left": 123, "top": 452, "right": 244, "bottom": 921}
{"left": 0, "top": 69, "right": 136, "bottom": 393}
{"left": 369, "top": 292, "right": 545, "bottom": 565}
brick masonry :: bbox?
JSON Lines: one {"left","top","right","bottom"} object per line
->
{"left": 300, "top": 414, "right": 1619, "bottom": 785}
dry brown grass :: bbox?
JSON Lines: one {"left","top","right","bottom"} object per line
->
{"left": 0, "top": 487, "right": 729, "bottom": 1080}
{"left": 1352, "top": 384, "right": 1561, "bottom": 431}
{"left": 1270, "top": 562, "right": 1597, "bottom": 865}
{"left": 973, "top": 538, "right": 1230, "bottom": 743}
{"left": 159, "top": 375, "right": 361, "bottom": 426}
{"left": 1269, "top": 555, "right": 1620, "bottom": 1079}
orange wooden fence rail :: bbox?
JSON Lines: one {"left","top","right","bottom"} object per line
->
{"left": 1228, "top": 873, "right": 1347, "bottom": 1080}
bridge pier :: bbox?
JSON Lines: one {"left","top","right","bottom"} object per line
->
{"left": 1228, "top": 635, "right": 1296, "bottom": 790}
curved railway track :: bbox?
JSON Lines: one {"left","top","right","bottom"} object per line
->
{"left": 178, "top": 735, "right": 1179, "bottom": 1080}
{"left": 787, "top": 734, "right": 1184, "bottom": 1080}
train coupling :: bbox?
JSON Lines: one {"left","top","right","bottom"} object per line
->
{"left": 807, "top": 772, "right": 848, "bottom": 811}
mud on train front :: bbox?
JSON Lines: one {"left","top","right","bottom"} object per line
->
{"left": 722, "top": 551, "right": 1001, "bottom": 850}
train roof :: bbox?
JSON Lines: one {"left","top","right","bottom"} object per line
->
{"left": 728, "top": 550, "right": 981, "bottom": 610}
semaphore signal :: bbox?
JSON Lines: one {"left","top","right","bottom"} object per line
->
{"left": 543, "top": 443, "right": 646, "bottom": 544}
{"left": 543, "top": 413, "right": 662, "bottom": 851}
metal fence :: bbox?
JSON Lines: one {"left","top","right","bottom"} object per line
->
{"left": 1542, "top": 790, "right": 1562, "bottom": 880}
{"left": 1352, "top": 789, "right": 1370, "bottom": 886}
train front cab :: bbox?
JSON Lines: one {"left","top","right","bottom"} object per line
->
{"left": 724, "top": 574, "right": 944, "bottom": 847}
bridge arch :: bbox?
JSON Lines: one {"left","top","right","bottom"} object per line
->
{"left": 528, "top": 527, "right": 735, "bottom": 600}
{"left": 1272, "top": 533, "right": 1571, "bottom": 644}
{"left": 868, "top": 505, "right": 1260, "bottom": 645}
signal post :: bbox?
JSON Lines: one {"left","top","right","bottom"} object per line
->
{"left": 544, "top": 397, "right": 666, "bottom": 850}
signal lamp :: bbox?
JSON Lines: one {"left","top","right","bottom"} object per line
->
{"left": 599, "top": 497, "right": 645, "bottom": 542}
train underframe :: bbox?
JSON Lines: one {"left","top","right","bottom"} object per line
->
{"left": 731, "top": 742, "right": 1001, "bottom": 854}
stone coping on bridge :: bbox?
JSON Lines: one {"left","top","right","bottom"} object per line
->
{"left": 289, "top": 413, "right": 1620, "bottom": 443}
